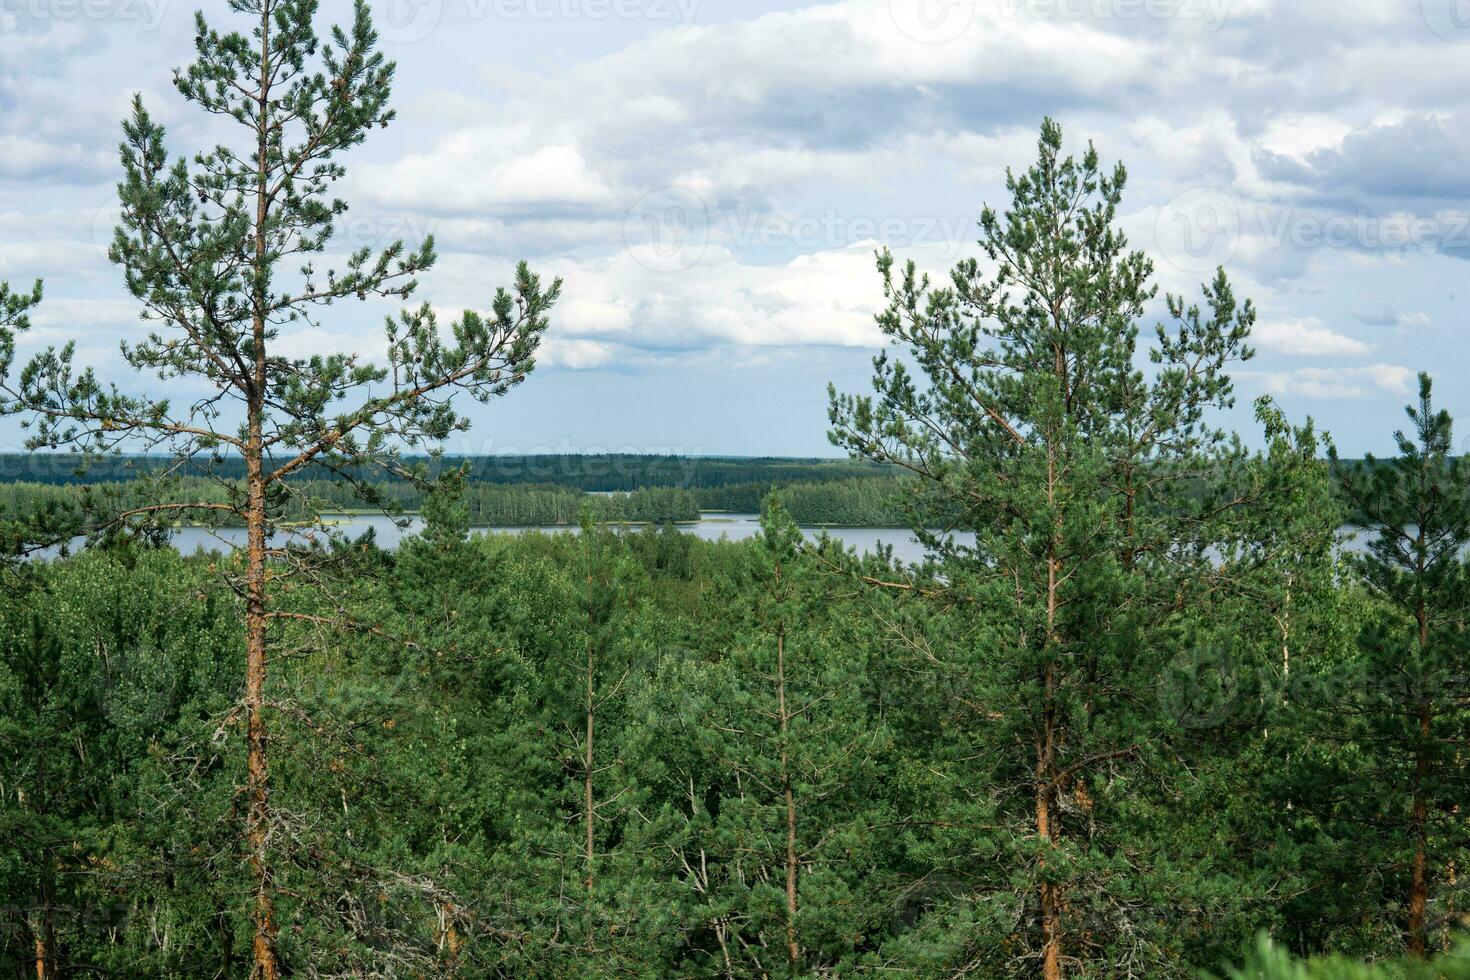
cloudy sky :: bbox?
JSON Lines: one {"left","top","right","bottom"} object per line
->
{"left": 2, "top": 0, "right": 1468, "bottom": 455}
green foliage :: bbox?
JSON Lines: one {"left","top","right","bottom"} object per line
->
{"left": 1311, "top": 375, "right": 1470, "bottom": 955}
{"left": 5, "top": 119, "right": 1470, "bottom": 979}
{"left": 0, "top": 492, "right": 1467, "bottom": 975}
{"left": 829, "top": 117, "right": 1269, "bottom": 975}
{"left": 0, "top": 478, "right": 701, "bottom": 529}
{"left": 1210, "top": 935, "right": 1470, "bottom": 979}
{"left": 0, "top": 1, "right": 561, "bottom": 974}
{"left": 0, "top": 452, "right": 896, "bottom": 491}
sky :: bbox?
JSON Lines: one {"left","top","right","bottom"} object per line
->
{"left": 2, "top": 0, "right": 1469, "bottom": 457}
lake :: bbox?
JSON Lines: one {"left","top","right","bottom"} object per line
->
{"left": 149, "top": 512, "right": 974, "bottom": 566}
{"left": 53, "top": 514, "right": 1375, "bottom": 566}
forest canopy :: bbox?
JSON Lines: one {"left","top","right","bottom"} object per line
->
{"left": 0, "top": 3, "right": 1464, "bottom": 977}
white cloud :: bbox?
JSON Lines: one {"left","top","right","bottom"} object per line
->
{"left": 544, "top": 242, "right": 898, "bottom": 353}
{"left": 5, "top": 0, "right": 1470, "bottom": 449}
{"left": 357, "top": 131, "right": 615, "bottom": 215}
{"left": 1260, "top": 364, "right": 1414, "bottom": 400}
{"left": 1254, "top": 317, "right": 1370, "bottom": 357}
{"left": 0, "top": 135, "right": 111, "bottom": 182}
{"left": 1257, "top": 113, "right": 1351, "bottom": 160}
{"left": 539, "top": 336, "right": 619, "bottom": 371}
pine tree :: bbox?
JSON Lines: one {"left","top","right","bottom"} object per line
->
{"left": 0, "top": 3, "right": 557, "bottom": 974}
{"left": 1149, "top": 406, "right": 1355, "bottom": 963}
{"left": 828, "top": 119, "right": 1258, "bottom": 977}
{"left": 691, "top": 495, "right": 890, "bottom": 975}
{"left": 0, "top": 281, "right": 80, "bottom": 560}
{"left": 0, "top": 548, "right": 241, "bottom": 976}
{"left": 1330, "top": 374, "right": 1470, "bottom": 956}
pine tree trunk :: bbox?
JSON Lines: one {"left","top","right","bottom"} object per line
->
{"left": 32, "top": 709, "right": 55, "bottom": 980}
{"left": 1407, "top": 702, "right": 1431, "bottom": 956}
{"left": 31, "top": 862, "right": 53, "bottom": 980}
{"left": 775, "top": 616, "right": 800, "bottom": 971}
{"left": 1037, "top": 663, "right": 1062, "bottom": 980}
{"left": 1406, "top": 600, "right": 1431, "bottom": 956}
{"left": 245, "top": 441, "right": 277, "bottom": 978}
{"left": 1039, "top": 448, "right": 1064, "bottom": 980}
{"left": 584, "top": 632, "right": 597, "bottom": 947}
{"left": 245, "top": 5, "right": 280, "bottom": 976}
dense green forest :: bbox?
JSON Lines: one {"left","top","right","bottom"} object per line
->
{"left": 0, "top": 479, "right": 705, "bottom": 531}
{"left": 0, "top": 2, "right": 1466, "bottom": 976}
{"left": 3, "top": 488, "right": 1469, "bottom": 977}
{"left": 0, "top": 464, "right": 1417, "bottom": 538}
{"left": 0, "top": 474, "right": 925, "bottom": 531}
{"left": 0, "top": 452, "right": 897, "bottom": 492}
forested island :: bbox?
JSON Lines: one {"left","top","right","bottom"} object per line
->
{"left": 0, "top": 3, "right": 1465, "bottom": 978}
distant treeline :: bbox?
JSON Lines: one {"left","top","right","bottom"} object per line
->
{"left": 0, "top": 455, "right": 932, "bottom": 529}
{"left": 460, "top": 485, "right": 700, "bottom": 526}
{"left": 0, "top": 474, "right": 941, "bottom": 529}
{"left": 9, "top": 459, "right": 1384, "bottom": 531}
{"left": 698, "top": 477, "right": 932, "bottom": 525}
{"left": 0, "top": 479, "right": 702, "bottom": 528}
{"left": 0, "top": 453, "right": 897, "bottom": 491}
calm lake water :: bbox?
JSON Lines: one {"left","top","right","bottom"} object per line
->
{"left": 51, "top": 515, "right": 1373, "bottom": 566}
{"left": 155, "top": 512, "right": 973, "bottom": 566}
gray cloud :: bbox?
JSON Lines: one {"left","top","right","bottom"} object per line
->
{"left": 1259, "top": 114, "right": 1470, "bottom": 205}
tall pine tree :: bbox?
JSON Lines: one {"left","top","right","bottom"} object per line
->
{"left": 0, "top": 3, "right": 557, "bottom": 975}
{"left": 1330, "top": 374, "right": 1470, "bottom": 956}
{"left": 829, "top": 119, "right": 1258, "bottom": 977}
